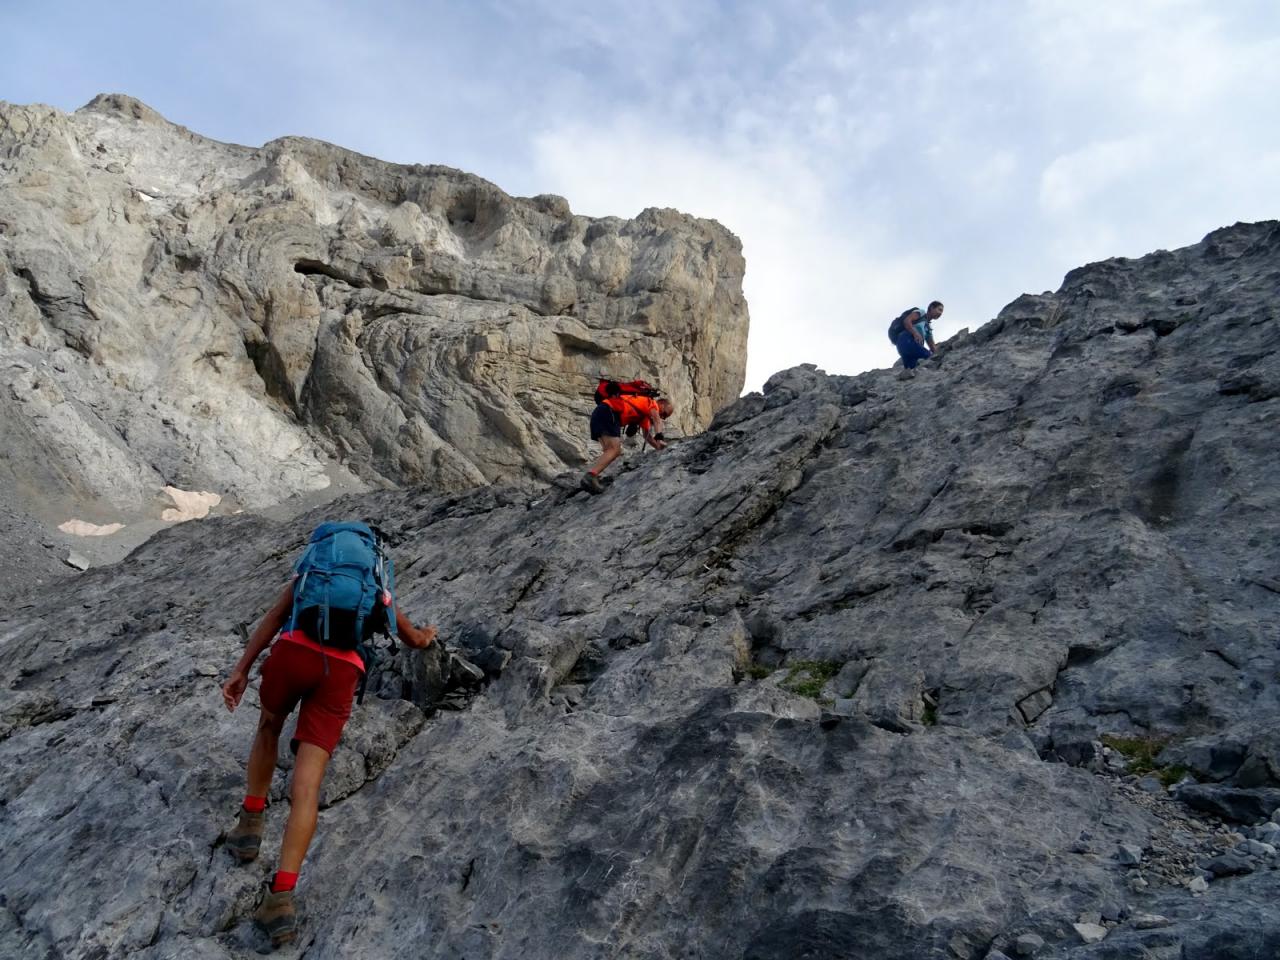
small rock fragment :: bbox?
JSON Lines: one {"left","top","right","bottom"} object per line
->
{"left": 1013, "top": 932, "right": 1044, "bottom": 956}
{"left": 65, "top": 552, "right": 90, "bottom": 571}
{"left": 1189, "top": 876, "right": 1209, "bottom": 893}
{"left": 1073, "top": 922, "right": 1107, "bottom": 944}
{"left": 1116, "top": 842, "right": 1143, "bottom": 866}
{"left": 1134, "top": 914, "right": 1172, "bottom": 930}
{"left": 1203, "top": 853, "right": 1254, "bottom": 877}
{"left": 1240, "top": 839, "right": 1275, "bottom": 857}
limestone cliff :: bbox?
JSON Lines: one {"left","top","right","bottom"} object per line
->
{"left": 1, "top": 222, "right": 1278, "bottom": 959}
{"left": 0, "top": 94, "right": 748, "bottom": 527}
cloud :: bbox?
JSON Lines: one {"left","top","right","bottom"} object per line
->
{"left": 3, "top": 0, "right": 1276, "bottom": 394}
{"left": 1039, "top": 137, "right": 1155, "bottom": 216}
{"left": 530, "top": 117, "right": 938, "bottom": 391}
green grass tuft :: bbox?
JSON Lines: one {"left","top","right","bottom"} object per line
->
{"left": 1101, "top": 734, "right": 1180, "bottom": 779}
{"left": 781, "top": 660, "right": 841, "bottom": 700}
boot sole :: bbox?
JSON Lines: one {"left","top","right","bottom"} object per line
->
{"left": 270, "top": 928, "right": 297, "bottom": 948}
{"left": 227, "top": 839, "right": 261, "bottom": 863}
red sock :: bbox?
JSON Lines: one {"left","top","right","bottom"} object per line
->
{"left": 271, "top": 871, "right": 298, "bottom": 893}
{"left": 588, "top": 469, "right": 599, "bottom": 476}
{"left": 242, "top": 795, "right": 267, "bottom": 813}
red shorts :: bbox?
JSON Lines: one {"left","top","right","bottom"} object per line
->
{"left": 258, "top": 637, "right": 361, "bottom": 755}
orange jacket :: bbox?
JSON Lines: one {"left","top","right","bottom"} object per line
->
{"left": 604, "top": 395, "right": 660, "bottom": 430}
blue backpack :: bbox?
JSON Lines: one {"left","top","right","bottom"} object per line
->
{"left": 288, "top": 521, "right": 398, "bottom": 651}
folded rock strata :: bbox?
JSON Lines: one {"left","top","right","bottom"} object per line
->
{"left": 0, "top": 94, "right": 748, "bottom": 530}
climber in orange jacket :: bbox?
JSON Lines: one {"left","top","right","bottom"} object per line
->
{"left": 581, "top": 391, "right": 674, "bottom": 494}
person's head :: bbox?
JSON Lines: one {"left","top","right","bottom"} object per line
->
{"left": 657, "top": 398, "right": 674, "bottom": 418}
{"left": 927, "top": 300, "right": 944, "bottom": 319}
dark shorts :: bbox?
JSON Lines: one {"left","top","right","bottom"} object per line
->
{"left": 259, "top": 639, "right": 360, "bottom": 755}
{"left": 590, "top": 402, "right": 621, "bottom": 441}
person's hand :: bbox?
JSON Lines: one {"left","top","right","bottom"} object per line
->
{"left": 653, "top": 439, "right": 667, "bottom": 451}
{"left": 222, "top": 669, "right": 248, "bottom": 712}
{"left": 405, "top": 624, "right": 438, "bottom": 649}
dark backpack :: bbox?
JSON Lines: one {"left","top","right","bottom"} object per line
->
{"left": 289, "top": 521, "right": 398, "bottom": 652}
{"left": 594, "top": 378, "right": 660, "bottom": 405}
{"left": 888, "top": 308, "right": 921, "bottom": 343}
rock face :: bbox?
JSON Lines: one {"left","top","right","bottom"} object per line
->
{"left": 0, "top": 94, "right": 748, "bottom": 526}
{"left": 2, "top": 213, "right": 1279, "bottom": 958}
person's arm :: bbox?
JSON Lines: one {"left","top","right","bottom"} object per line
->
{"left": 904, "top": 313, "right": 924, "bottom": 345}
{"left": 643, "top": 406, "right": 666, "bottom": 450}
{"left": 395, "top": 606, "right": 438, "bottom": 649}
{"left": 222, "top": 581, "right": 294, "bottom": 711}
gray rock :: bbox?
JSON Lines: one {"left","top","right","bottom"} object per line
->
{"left": 1012, "top": 932, "right": 1044, "bottom": 956}
{"left": 1, "top": 212, "right": 1280, "bottom": 958}
{"left": 1189, "top": 876, "right": 1210, "bottom": 893}
{"left": 1203, "top": 853, "right": 1255, "bottom": 877}
{"left": 1176, "top": 785, "right": 1280, "bottom": 824}
{"left": 1117, "top": 842, "right": 1144, "bottom": 865}
{"left": 1133, "top": 913, "right": 1172, "bottom": 929}
{"left": 1255, "top": 822, "right": 1280, "bottom": 843}
{"left": 1073, "top": 922, "right": 1108, "bottom": 944}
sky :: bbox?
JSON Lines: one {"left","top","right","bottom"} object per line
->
{"left": 3, "top": 0, "right": 1278, "bottom": 391}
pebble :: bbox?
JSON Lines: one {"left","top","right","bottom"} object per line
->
{"left": 1073, "top": 922, "right": 1107, "bottom": 944}
{"left": 1116, "top": 842, "right": 1143, "bottom": 865}
{"left": 1012, "top": 933, "right": 1043, "bottom": 956}
{"left": 1189, "top": 876, "right": 1209, "bottom": 893}
{"left": 1133, "top": 913, "right": 1172, "bottom": 930}
{"left": 1204, "top": 853, "right": 1255, "bottom": 877}
{"left": 1240, "top": 839, "right": 1276, "bottom": 857}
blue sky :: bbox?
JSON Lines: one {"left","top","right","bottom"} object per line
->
{"left": 3, "top": 0, "right": 1278, "bottom": 389}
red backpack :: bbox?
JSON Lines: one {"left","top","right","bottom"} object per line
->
{"left": 594, "top": 378, "right": 661, "bottom": 405}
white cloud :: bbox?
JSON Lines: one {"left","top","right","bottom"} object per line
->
{"left": 5, "top": 0, "right": 1277, "bottom": 392}
{"left": 1039, "top": 137, "right": 1155, "bottom": 216}
{"left": 530, "top": 118, "right": 938, "bottom": 391}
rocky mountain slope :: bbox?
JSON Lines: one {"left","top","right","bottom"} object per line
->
{"left": 0, "top": 94, "right": 747, "bottom": 540}
{"left": 2, "top": 206, "right": 1278, "bottom": 957}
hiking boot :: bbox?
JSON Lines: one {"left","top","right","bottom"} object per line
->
{"left": 226, "top": 807, "right": 264, "bottom": 863}
{"left": 896, "top": 368, "right": 916, "bottom": 381}
{"left": 580, "top": 473, "right": 605, "bottom": 495}
{"left": 255, "top": 883, "right": 297, "bottom": 948}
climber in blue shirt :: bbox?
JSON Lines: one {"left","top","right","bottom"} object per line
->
{"left": 891, "top": 301, "right": 943, "bottom": 369}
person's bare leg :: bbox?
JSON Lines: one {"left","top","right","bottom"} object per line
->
{"left": 245, "top": 709, "right": 284, "bottom": 798}
{"left": 589, "top": 436, "right": 622, "bottom": 476}
{"left": 277, "top": 742, "right": 330, "bottom": 874}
